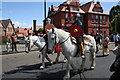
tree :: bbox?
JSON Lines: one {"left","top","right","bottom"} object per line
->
{"left": 38, "top": 28, "right": 44, "bottom": 33}
{"left": 109, "top": 5, "right": 120, "bottom": 33}
{"left": 110, "top": 14, "right": 120, "bottom": 33}
{"left": 109, "top": 5, "right": 120, "bottom": 21}
{"left": 118, "top": 1, "right": 120, "bottom": 5}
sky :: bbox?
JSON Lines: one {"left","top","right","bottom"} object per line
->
{"left": 1, "top": 1, "right": 118, "bottom": 28}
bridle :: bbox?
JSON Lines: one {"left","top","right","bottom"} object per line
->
{"left": 31, "top": 37, "right": 39, "bottom": 48}
{"left": 26, "top": 36, "right": 39, "bottom": 51}
{"left": 52, "top": 32, "right": 70, "bottom": 45}
{"left": 26, "top": 36, "right": 46, "bottom": 52}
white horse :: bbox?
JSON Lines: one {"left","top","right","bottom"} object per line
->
{"left": 24, "top": 35, "right": 60, "bottom": 69}
{"left": 47, "top": 28, "right": 96, "bottom": 79}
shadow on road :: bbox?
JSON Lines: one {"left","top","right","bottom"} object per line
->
{"left": 2, "top": 49, "right": 38, "bottom": 55}
{"left": 3, "top": 61, "right": 93, "bottom": 80}
{"left": 3, "top": 62, "right": 52, "bottom": 75}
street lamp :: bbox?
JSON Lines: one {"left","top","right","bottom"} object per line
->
{"left": 115, "top": 15, "right": 117, "bottom": 32}
{"left": 43, "top": 0, "right": 46, "bottom": 34}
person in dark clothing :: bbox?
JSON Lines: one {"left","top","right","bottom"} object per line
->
{"left": 95, "top": 33, "right": 101, "bottom": 53}
{"left": 11, "top": 33, "right": 17, "bottom": 51}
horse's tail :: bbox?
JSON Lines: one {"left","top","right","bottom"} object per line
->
{"left": 84, "top": 35, "right": 96, "bottom": 52}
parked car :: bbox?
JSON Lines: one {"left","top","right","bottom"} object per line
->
{"left": 16, "top": 37, "right": 25, "bottom": 44}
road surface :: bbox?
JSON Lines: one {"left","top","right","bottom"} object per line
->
{"left": 1, "top": 43, "right": 116, "bottom": 80}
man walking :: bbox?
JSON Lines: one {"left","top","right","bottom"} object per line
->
{"left": 11, "top": 33, "right": 17, "bottom": 52}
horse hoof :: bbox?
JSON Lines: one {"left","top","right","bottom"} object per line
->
{"left": 50, "top": 61, "right": 53, "bottom": 64}
{"left": 40, "top": 66, "right": 44, "bottom": 70}
{"left": 90, "top": 66, "right": 95, "bottom": 70}
{"left": 81, "top": 55, "right": 85, "bottom": 59}
{"left": 63, "top": 59, "right": 67, "bottom": 63}
{"left": 25, "top": 51, "right": 29, "bottom": 53}
{"left": 63, "top": 76, "right": 70, "bottom": 80}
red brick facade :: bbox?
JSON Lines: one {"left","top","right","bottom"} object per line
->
{"left": 47, "top": 1, "right": 109, "bottom": 35}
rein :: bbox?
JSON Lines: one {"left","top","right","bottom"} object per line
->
{"left": 28, "top": 36, "right": 47, "bottom": 52}
{"left": 30, "top": 37, "right": 39, "bottom": 49}
{"left": 59, "top": 35, "right": 70, "bottom": 45}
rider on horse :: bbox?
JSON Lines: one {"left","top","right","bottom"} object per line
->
{"left": 72, "top": 13, "right": 85, "bottom": 58}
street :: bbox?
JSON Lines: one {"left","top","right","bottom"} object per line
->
{"left": 1, "top": 43, "right": 116, "bottom": 80}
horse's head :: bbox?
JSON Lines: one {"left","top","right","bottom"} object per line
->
{"left": 24, "top": 36, "right": 33, "bottom": 53}
{"left": 48, "top": 28, "right": 59, "bottom": 52}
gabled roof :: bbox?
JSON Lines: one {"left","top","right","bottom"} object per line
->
{"left": 0, "top": 19, "right": 13, "bottom": 29}
{"left": 80, "top": 1, "right": 109, "bottom": 15}
{"left": 53, "top": 7, "right": 59, "bottom": 11}
{"left": 52, "top": 1, "right": 85, "bottom": 14}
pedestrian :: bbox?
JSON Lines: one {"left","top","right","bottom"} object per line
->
{"left": 54, "top": 44, "right": 62, "bottom": 63}
{"left": 109, "top": 39, "right": 120, "bottom": 80}
{"left": 11, "top": 33, "right": 18, "bottom": 52}
{"left": 113, "top": 32, "right": 119, "bottom": 47}
{"left": 6, "top": 35, "right": 11, "bottom": 53}
{"left": 103, "top": 34, "right": 110, "bottom": 56}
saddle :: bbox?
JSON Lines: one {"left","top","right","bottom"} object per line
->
{"left": 70, "top": 36, "right": 92, "bottom": 47}
{"left": 70, "top": 36, "right": 92, "bottom": 57}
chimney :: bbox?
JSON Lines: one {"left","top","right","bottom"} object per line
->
{"left": 33, "top": 20, "right": 36, "bottom": 32}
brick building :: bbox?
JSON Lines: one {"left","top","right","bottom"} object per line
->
{"left": 47, "top": 0, "right": 109, "bottom": 35}
{"left": 15, "top": 27, "right": 33, "bottom": 37}
{"left": 0, "top": 19, "right": 14, "bottom": 43}
{"left": 0, "top": 19, "right": 14, "bottom": 37}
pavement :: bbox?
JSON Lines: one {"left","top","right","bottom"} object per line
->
{"left": 1, "top": 44, "right": 38, "bottom": 55}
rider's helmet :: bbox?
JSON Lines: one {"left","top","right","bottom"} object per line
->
{"left": 46, "top": 18, "right": 51, "bottom": 24}
{"left": 74, "top": 13, "right": 80, "bottom": 21}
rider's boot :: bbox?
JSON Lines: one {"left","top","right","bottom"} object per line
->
{"left": 78, "top": 43, "right": 85, "bottom": 59}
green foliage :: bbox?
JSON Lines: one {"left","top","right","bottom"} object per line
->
{"left": 38, "top": 28, "right": 44, "bottom": 33}
{"left": 109, "top": 5, "right": 120, "bottom": 33}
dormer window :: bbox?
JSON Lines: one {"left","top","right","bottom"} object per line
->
{"left": 73, "top": 7, "right": 79, "bottom": 11}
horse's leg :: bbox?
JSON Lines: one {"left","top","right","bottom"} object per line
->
{"left": 44, "top": 47, "right": 53, "bottom": 64}
{"left": 80, "top": 56, "right": 86, "bottom": 71}
{"left": 64, "top": 56, "right": 72, "bottom": 79}
{"left": 40, "top": 51, "right": 45, "bottom": 70}
{"left": 54, "top": 53, "right": 60, "bottom": 63}
{"left": 40, "top": 48, "right": 53, "bottom": 70}
{"left": 90, "top": 47, "right": 96, "bottom": 69}
{"left": 45, "top": 54, "right": 53, "bottom": 64}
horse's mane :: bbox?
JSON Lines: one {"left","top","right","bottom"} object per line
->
{"left": 53, "top": 28, "right": 70, "bottom": 37}
{"left": 25, "top": 36, "right": 45, "bottom": 42}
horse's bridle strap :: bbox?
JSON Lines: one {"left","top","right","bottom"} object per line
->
{"left": 31, "top": 37, "right": 39, "bottom": 48}
{"left": 40, "top": 44, "right": 47, "bottom": 52}
{"left": 59, "top": 35, "right": 70, "bottom": 45}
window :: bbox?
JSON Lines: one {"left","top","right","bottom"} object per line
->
{"left": 92, "top": 15, "right": 94, "bottom": 22}
{"left": 104, "top": 16, "right": 106, "bottom": 20}
{"left": 100, "top": 16, "right": 102, "bottom": 23}
{"left": 73, "top": 7, "right": 79, "bottom": 11}
{"left": 70, "top": 7, "right": 73, "bottom": 10}
{"left": 96, "top": 15, "right": 98, "bottom": 23}
{"left": 66, "top": 13, "right": 69, "bottom": 19}
{"left": 80, "top": 15, "right": 83, "bottom": 22}
{"left": 103, "top": 16, "right": 106, "bottom": 24}
{"left": 96, "top": 28, "right": 98, "bottom": 34}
